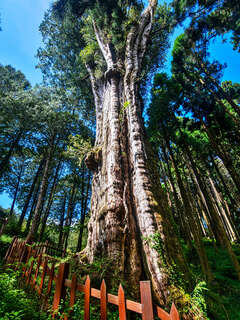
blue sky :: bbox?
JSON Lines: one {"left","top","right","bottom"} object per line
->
{"left": 0, "top": 0, "right": 52, "bottom": 210}
{"left": 0, "top": 0, "right": 239, "bottom": 210}
{"left": 0, "top": 0, "right": 52, "bottom": 85}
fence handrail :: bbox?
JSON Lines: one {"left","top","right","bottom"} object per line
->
{"left": 4, "top": 237, "right": 180, "bottom": 320}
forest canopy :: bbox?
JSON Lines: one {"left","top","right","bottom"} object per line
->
{"left": 0, "top": 0, "right": 240, "bottom": 319}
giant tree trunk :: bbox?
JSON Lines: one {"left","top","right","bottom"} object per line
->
{"left": 84, "top": 1, "right": 189, "bottom": 305}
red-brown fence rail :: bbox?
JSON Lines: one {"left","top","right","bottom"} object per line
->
{"left": 4, "top": 236, "right": 65, "bottom": 260}
{"left": 4, "top": 237, "right": 180, "bottom": 320}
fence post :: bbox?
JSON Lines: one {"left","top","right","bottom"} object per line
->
{"left": 22, "top": 247, "right": 32, "bottom": 279}
{"left": 52, "top": 262, "right": 70, "bottom": 315}
{"left": 20, "top": 241, "right": 29, "bottom": 263}
{"left": 47, "top": 262, "right": 55, "bottom": 295}
{"left": 5, "top": 237, "right": 16, "bottom": 264}
{"left": 64, "top": 273, "right": 78, "bottom": 320}
{"left": 39, "top": 257, "right": 48, "bottom": 295}
{"left": 32, "top": 253, "right": 42, "bottom": 288}
{"left": 140, "top": 281, "right": 154, "bottom": 320}
{"left": 118, "top": 284, "right": 127, "bottom": 320}
{"left": 84, "top": 275, "right": 91, "bottom": 320}
{"left": 4, "top": 236, "right": 17, "bottom": 263}
{"left": 12, "top": 240, "right": 19, "bottom": 264}
{"left": 43, "top": 240, "right": 49, "bottom": 255}
{"left": 26, "top": 249, "right": 37, "bottom": 285}
{"left": 170, "top": 303, "right": 180, "bottom": 320}
{"left": 14, "top": 241, "right": 22, "bottom": 270}
{"left": 100, "top": 279, "right": 107, "bottom": 320}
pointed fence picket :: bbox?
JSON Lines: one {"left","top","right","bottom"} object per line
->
{"left": 4, "top": 238, "right": 180, "bottom": 319}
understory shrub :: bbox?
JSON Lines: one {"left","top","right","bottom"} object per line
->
{"left": 0, "top": 234, "right": 12, "bottom": 259}
{"left": 0, "top": 269, "right": 47, "bottom": 320}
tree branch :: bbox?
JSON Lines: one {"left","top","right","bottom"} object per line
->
{"left": 92, "top": 20, "right": 115, "bottom": 70}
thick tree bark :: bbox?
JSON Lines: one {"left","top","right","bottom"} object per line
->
{"left": 83, "top": 0, "right": 190, "bottom": 307}
{"left": 18, "top": 159, "right": 44, "bottom": 230}
{"left": 83, "top": 7, "right": 189, "bottom": 307}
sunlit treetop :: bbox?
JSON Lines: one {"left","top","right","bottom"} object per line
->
{"left": 38, "top": 0, "right": 173, "bottom": 97}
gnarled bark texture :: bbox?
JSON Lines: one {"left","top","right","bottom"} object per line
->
{"left": 84, "top": 1, "right": 189, "bottom": 306}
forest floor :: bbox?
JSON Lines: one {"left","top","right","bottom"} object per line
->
{"left": 182, "top": 239, "right": 240, "bottom": 319}
{"left": 0, "top": 236, "right": 240, "bottom": 320}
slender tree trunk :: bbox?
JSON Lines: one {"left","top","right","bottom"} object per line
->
{"left": 184, "top": 145, "right": 225, "bottom": 246}
{"left": 186, "top": 159, "right": 215, "bottom": 241}
{"left": 62, "top": 180, "right": 77, "bottom": 252}
{"left": 210, "top": 154, "right": 239, "bottom": 211}
{"left": 201, "top": 119, "right": 240, "bottom": 193}
{"left": 198, "top": 59, "right": 240, "bottom": 117}
{"left": 207, "top": 175, "right": 238, "bottom": 242}
{"left": 160, "top": 148, "right": 188, "bottom": 242}
{"left": 202, "top": 175, "right": 240, "bottom": 279}
{"left": 0, "top": 164, "right": 24, "bottom": 237}
{"left": 166, "top": 141, "right": 213, "bottom": 282}
{"left": 76, "top": 171, "right": 91, "bottom": 252}
{"left": 18, "top": 159, "right": 44, "bottom": 229}
{"left": 25, "top": 179, "right": 41, "bottom": 234}
{"left": 0, "top": 130, "right": 23, "bottom": 179}
{"left": 198, "top": 77, "right": 240, "bottom": 125}
{"left": 58, "top": 194, "right": 67, "bottom": 250}
{"left": 9, "top": 166, "right": 24, "bottom": 216}
{"left": 38, "top": 161, "right": 61, "bottom": 242}
{"left": 26, "top": 135, "right": 56, "bottom": 243}
{"left": 185, "top": 143, "right": 240, "bottom": 271}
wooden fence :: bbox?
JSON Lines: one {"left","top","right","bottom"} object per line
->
{"left": 4, "top": 237, "right": 180, "bottom": 320}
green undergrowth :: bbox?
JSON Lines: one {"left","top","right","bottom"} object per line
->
{"left": 54, "top": 295, "right": 130, "bottom": 320}
{"left": 1, "top": 234, "right": 240, "bottom": 319}
{"left": 0, "top": 234, "right": 13, "bottom": 259}
{"left": 0, "top": 265, "right": 48, "bottom": 320}
{"left": 183, "top": 238, "right": 240, "bottom": 319}
{"left": 0, "top": 263, "right": 129, "bottom": 320}
{"left": 69, "top": 255, "right": 133, "bottom": 297}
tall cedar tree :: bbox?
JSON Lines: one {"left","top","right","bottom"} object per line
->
{"left": 41, "top": 0, "right": 191, "bottom": 309}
